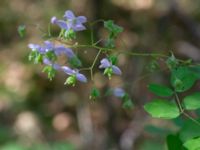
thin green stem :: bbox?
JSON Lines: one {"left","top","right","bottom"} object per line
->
{"left": 174, "top": 93, "right": 184, "bottom": 113}
{"left": 117, "top": 51, "right": 168, "bottom": 58}
{"left": 64, "top": 43, "right": 169, "bottom": 58}
{"left": 48, "top": 23, "right": 51, "bottom": 37}
{"left": 89, "top": 23, "right": 94, "bottom": 45}
{"left": 183, "top": 112, "right": 200, "bottom": 126}
{"left": 89, "top": 49, "right": 102, "bottom": 80}
{"left": 175, "top": 93, "right": 200, "bottom": 126}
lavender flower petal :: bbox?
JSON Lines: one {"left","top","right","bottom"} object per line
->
{"left": 112, "top": 65, "right": 122, "bottom": 75}
{"left": 52, "top": 63, "right": 61, "bottom": 70}
{"left": 44, "top": 41, "right": 54, "bottom": 51}
{"left": 73, "top": 24, "right": 86, "bottom": 31}
{"left": 113, "top": 88, "right": 125, "bottom": 98}
{"left": 28, "top": 44, "right": 40, "bottom": 50}
{"left": 56, "top": 20, "right": 68, "bottom": 30}
{"left": 76, "top": 73, "right": 87, "bottom": 83}
{"left": 38, "top": 47, "right": 46, "bottom": 54}
{"left": 99, "top": 58, "right": 111, "bottom": 68}
{"left": 64, "top": 10, "right": 75, "bottom": 20}
{"left": 76, "top": 16, "right": 87, "bottom": 23}
{"left": 55, "top": 46, "right": 75, "bottom": 58}
{"left": 61, "top": 66, "right": 75, "bottom": 75}
{"left": 43, "top": 58, "right": 51, "bottom": 65}
{"left": 51, "top": 16, "right": 57, "bottom": 24}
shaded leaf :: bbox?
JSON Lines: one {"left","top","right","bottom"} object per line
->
{"left": 166, "top": 134, "right": 185, "bottom": 150}
{"left": 171, "top": 67, "right": 198, "bottom": 92}
{"left": 183, "top": 92, "right": 200, "bottom": 110}
{"left": 148, "top": 83, "right": 174, "bottom": 97}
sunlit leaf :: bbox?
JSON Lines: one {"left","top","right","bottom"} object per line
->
{"left": 144, "top": 99, "right": 180, "bottom": 119}
{"left": 183, "top": 137, "right": 200, "bottom": 150}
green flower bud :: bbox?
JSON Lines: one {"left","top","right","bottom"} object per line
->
{"left": 64, "top": 29, "right": 76, "bottom": 40}
{"left": 104, "top": 67, "right": 113, "bottom": 79}
{"left": 64, "top": 75, "right": 76, "bottom": 86}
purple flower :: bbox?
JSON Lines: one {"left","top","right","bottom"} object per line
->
{"left": 113, "top": 88, "right": 125, "bottom": 98}
{"left": 62, "top": 66, "right": 87, "bottom": 83}
{"left": 63, "top": 10, "right": 87, "bottom": 31}
{"left": 99, "top": 58, "right": 122, "bottom": 75}
{"left": 28, "top": 41, "right": 75, "bottom": 58}
{"left": 54, "top": 46, "right": 75, "bottom": 58}
{"left": 51, "top": 16, "right": 57, "bottom": 24}
{"left": 51, "top": 10, "right": 87, "bottom": 32}
{"left": 43, "top": 58, "right": 61, "bottom": 70}
{"left": 28, "top": 43, "right": 45, "bottom": 54}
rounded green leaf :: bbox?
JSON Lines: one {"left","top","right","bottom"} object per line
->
{"left": 183, "top": 137, "right": 200, "bottom": 150}
{"left": 183, "top": 92, "right": 200, "bottom": 110}
{"left": 171, "top": 67, "right": 198, "bottom": 92}
{"left": 144, "top": 99, "right": 180, "bottom": 119}
{"left": 148, "top": 84, "right": 174, "bottom": 97}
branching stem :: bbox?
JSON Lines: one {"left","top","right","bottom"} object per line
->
{"left": 175, "top": 93, "right": 200, "bottom": 126}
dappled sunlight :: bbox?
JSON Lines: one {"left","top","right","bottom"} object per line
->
{"left": 111, "top": 0, "right": 154, "bottom": 10}
{"left": 14, "top": 111, "right": 42, "bottom": 142}
{"left": 52, "top": 112, "right": 72, "bottom": 131}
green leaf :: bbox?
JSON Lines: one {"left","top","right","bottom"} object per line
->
{"left": 42, "top": 66, "right": 56, "bottom": 81}
{"left": 144, "top": 99, "right": 180, "bottom": 119}
{"left": 89, "top": 87, "right": 100, "bottom": 100}
{"left": 69, "top": 56, "right": 82, "bottom": 68}
{"left": 108, "top": 55, "right": 118, "bottom": 65}
{"left": 183, "top": 137, "right": 200, "bottom": 150}
{"left": 166, "top": 134, "right": 184, "bottom": 150}
{"left": 148, "top": 83, "right": 174, "bottom": 97}
{"left": 171, "top": 67, "right": 198, "bottom": 92}
{"left": 105, "top": 38, "right": 115, "bottom": 48}
{"left": 183, "top": 92, "right": 200, "bottom": 110}
{"left": 45, "top": 51, "right": 57, "bottom": 62}
{"left": 179, "top": 119, "right": 200, "bottom": 142}
{"left": 17, "top": 25, "right": 26, "bottom": 38}
{"left": 104, "top": 20, "right": 123, "bottom": 38}
{"left": 121, "top": 94, "right": 134, "bottom": 109}
{"left": 104, "top": 20, "right": 123, "bottom": 48}
{"left": 122, "top": 99, "right": 134, "bottom": 109}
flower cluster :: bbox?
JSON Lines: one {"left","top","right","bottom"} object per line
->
{"left": 26, "top": 9, "right": 133, "bottom": 108}
{"left": 51, "top": 10, "right": 87, "bottom": 39}
{"left": 28, "top": 10, "right": 123, "bottom": 87}
{"left": 28, "top": 10, "right": 88, "bottom": 84}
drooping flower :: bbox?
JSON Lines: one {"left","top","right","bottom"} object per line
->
{"left": 61, "top": 66, "right": 87, "bottom": 86}
{"left": 99, "top": 58, "right": 122, "bottom": 78}
{"left": 28, "top": 43, "right": 45, "bottom": 54}
{"left": 43, "top": 58, "right": 61, "bottom": 70}
{"left": 28, "top": 41, "right": 75, "bottom": 58}
{"left": 51, "top": 10, "right": 87, "bottom": 32}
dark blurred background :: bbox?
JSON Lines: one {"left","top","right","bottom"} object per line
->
{"left": 1, "top": 0, "right": 200, "bottom": 149}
